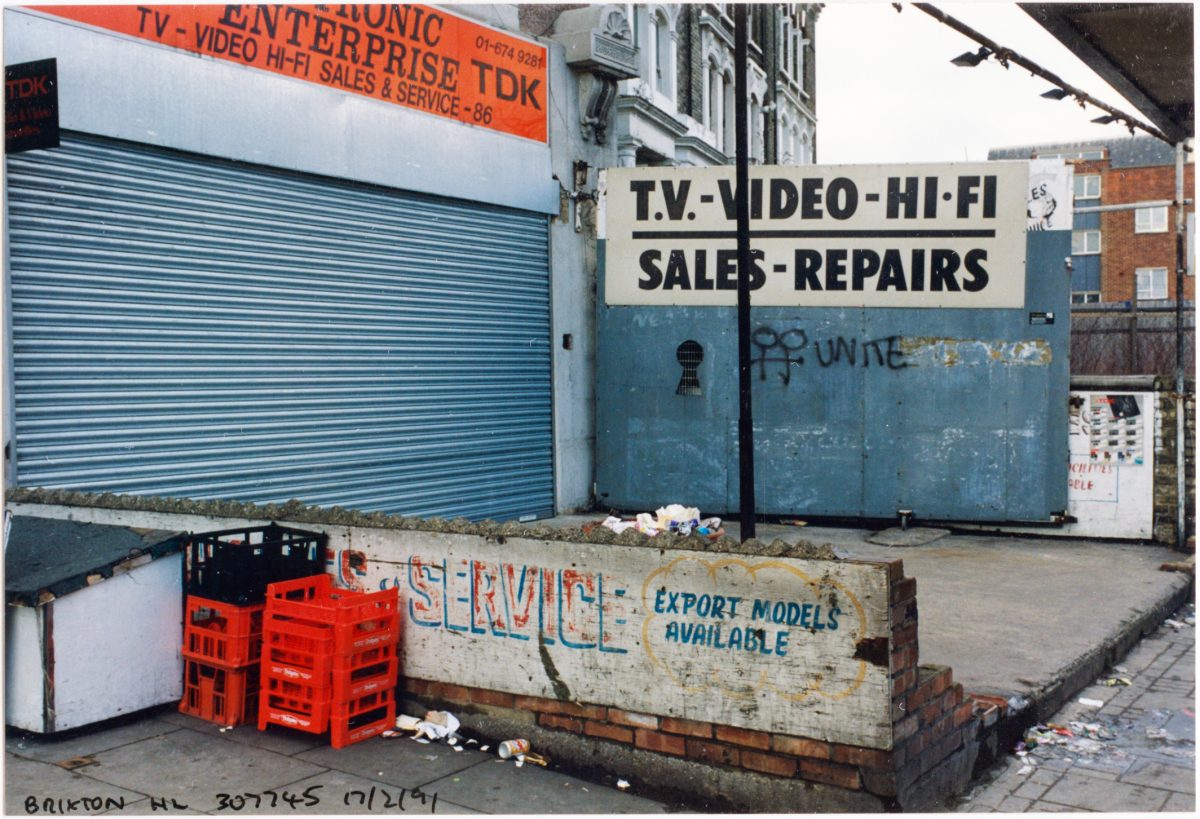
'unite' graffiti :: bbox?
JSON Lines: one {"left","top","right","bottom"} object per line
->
{"left": 751, "top": 325, "right": 908, "bottom": 385}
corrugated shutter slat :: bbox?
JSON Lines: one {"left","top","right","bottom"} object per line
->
{"left": 8, "top": 133, "right": 554, "bottom": 521}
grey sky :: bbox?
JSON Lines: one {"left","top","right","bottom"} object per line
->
{"left": 815, "top": 1, "right": 1166, "bottom": 164}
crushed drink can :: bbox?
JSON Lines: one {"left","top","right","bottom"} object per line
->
{"left": 498, "top": 738, "right": 531, "bottom": 759}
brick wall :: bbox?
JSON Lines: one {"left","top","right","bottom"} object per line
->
{"left": 1100, "top": 164, "right": 1196, "bottom": 303}
{"left": 1153, "top": 388, "right": 1196, "bottom": 545}
{"left": 402, "top": 560, "right": 977, "bottom": 805}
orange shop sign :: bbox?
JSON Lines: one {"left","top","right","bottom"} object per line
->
{"left": 37, "top": 4, "right": 548, "bottom": 143}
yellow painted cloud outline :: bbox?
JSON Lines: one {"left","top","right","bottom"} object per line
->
{"left": 641, "top": 555, "right": 870, "bottom": 702}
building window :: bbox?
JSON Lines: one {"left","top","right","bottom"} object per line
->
{"left": 780, "top": 18, "right": 791, "bottom": 76}
{"left": 706, "top": 59, "right": 721, "bottom": 146}
{"left": 722, "top": 69, "right": 735, "bottom": 155}
{"left": 648, "top": 10, "right": 671, "bottom": 98}
{"left": 1072, "top": 229, "right": 1101, "bottom": 255}
{"left": 1073, "top": 174, "right": 1100, "bottom": 200}
{"left": 1071, "top": 291, "right": 1101, "bottom": 305}
{"left": 1136, "top": 267, "right": 1168, "bottom": 300}
{"left": 1135, "top": 205, "right": 1168, "bottom": 233}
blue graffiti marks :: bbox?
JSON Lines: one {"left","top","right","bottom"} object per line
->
{"left": 751, "top": 325, "right": 908, "bottom": 385}
{"left": 396, "top": 556, "right": 630, "bottom": 655}
{"left": 653, "top": 588, "right": 843, "bottom": 658}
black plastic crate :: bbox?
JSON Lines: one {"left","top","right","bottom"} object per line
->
{"left": 184, "top": 523, "right": 327, "bottom": 605}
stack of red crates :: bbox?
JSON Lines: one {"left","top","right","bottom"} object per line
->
{"left": 177, "top": 525, "right": 327, "bottom": 727}
{"left": 179, "top": 595, "right": 265, "bottom": 726}
{"left": 258, "top": 574, "right": 400, "bottom": 748}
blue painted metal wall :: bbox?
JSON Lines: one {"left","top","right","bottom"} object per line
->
{"left": 595, "top": 232, "right": 1070, "bottom": 522}
{"left": 8, "top": 133, "right": 555, "bottom": 521}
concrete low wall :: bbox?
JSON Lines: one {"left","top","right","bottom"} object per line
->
{"left": 7, "top": 493, "right": 980, "bottom": 810}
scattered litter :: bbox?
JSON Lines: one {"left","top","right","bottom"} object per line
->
{"left": 616, "top": 779, "right": 630, "bottom": 790}
{"left": 412, "top": 711, "right": 461, "bottom": 743}
{"left": 523, "top": 752, "right": 549, "bottom": 767}
{"left": 1068, "top": 722, "right": 1114, "bottom": 740}
{"left": 514, "top": 758, "right": 524, "bottom": 768}
{"left": 422, "top": 755, "right": 439, "bottom": 761}
{"left": 1102, "top": 677, "right": 1132, "bottom": 687}
{"left": 381, "top": 730, "right": 400, "bottom": 739}
{"left": 1007, "top": 695, "right": 1030, "bottom": 712}
{"left": 1146, "top": 728, "right": 1172, "bottom": 741}
{"left": 452, "top": 745, "right": 463, "bottom": 753}
{"left": 415, "top": 738, "right": 431, "bottom": 744}
{"left": 1163, "top": 619, "right": 1186, "bottom": 630}
{"left": 1077, "top": 698, "right": 1105, "bottom": 708}
{"left": 581, "top": 788, "right": 589, "bottom": 793}
{"left": 396, "top": 714, "right": 421, "bottom": 731}
{"left": 466, "top": 738, "right": 479, "bottom": 745}
{"left": 781, "top": 519, "right": 807, "bottom": 527}
{"left": 598, "top": 506, "right": 722, "bottom": 539}
{"left": 1017, "top": 765, "right": 1035, "bottom": 776}
{"left": 480, "top": 745, "right": 490, "bottom": 752}
{"left": 1112, "top": 666, "right": 1128, "bottom": 674}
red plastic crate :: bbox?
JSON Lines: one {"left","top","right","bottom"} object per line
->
{"left": 179, "top": 659, "right": 260, "bottom": 726}
{"left": 266, "top": 574, "right": 398, "bottom": 625}
{"left": 257, "top": 676, "right": 331, "bottom": 734}
{"left": 182, "top": 595, "right": 265, "bottom": 668}
{"left": 263, "top": 639, "right": 397, "bottom": 689}
{"left": 264, "top": 608, "right": 400, "bottom": 654}
{"left": 330, "top": 689, "right": 396, "bottom": 749}
{"left": 331, "top": 655, "right": 398, "bottom": 701}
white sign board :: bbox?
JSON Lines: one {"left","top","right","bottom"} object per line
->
{"left": 602, "top": 162, "right": 1028, "bottom": 308}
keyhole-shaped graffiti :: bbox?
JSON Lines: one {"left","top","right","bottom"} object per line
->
{"left": 676, "top": 340, "right": 703, "bottom": 396}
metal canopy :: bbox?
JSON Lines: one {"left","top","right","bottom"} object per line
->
{"left": 1021, "top": 3, "right": 1194, "bottom": 143}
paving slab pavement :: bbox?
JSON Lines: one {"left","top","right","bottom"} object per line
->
{"left": 6, "top": 711, "right": 671, "bottom": 815}
{"left": 953, "top": 605, "right": 1196, "bottom": 813}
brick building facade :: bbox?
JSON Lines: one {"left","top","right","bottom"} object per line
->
{"left": 990, "top": 137, "right": 1195, "bottom": 305}
{"left": 1101, "top": 162, "right": 1196, "bottom": 304}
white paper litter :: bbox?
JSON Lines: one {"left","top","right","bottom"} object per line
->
{"left": 1077, "top": 698, "right": 1105, "bottom": 708}
{"left": 616, "top": 779, "right": 630, "bottom": 790}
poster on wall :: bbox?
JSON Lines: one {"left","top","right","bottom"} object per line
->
{"left": 602, "top": 161, "right": 1029, "bottom": 308}
{"left": 1065, "top": 391, "right": 1154, "bottom": 539}
{"left": 1026, "top": 158, "right": 1071, "bottom": 232}
{"left": 34, "top": 4, "right": 548, "bottom": 143}
{"left": 5, "top": 58, "right": 59, "bottom": 153}
{"left": 1075, "top": 393, "right": 1145, "bottom": 466}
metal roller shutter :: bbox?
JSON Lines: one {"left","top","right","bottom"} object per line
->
{"left": 7, "top": 132, "right": 554, "bottom": 521}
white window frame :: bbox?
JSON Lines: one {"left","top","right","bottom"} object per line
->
{"left": 1072, "top": 229, "right": 1101, "bottom": 255}
{"left": 1071, "top": 291, "right": 1101, "bottom": 305}
{"left": 1135, "top": 205, "right": 1168, "bottom": 234}
{"left": 1136, "top": 267, "right": 1168, "bottom": 300}
{"left": 1073, "top": 174, "right": 1101, "bottom": 200}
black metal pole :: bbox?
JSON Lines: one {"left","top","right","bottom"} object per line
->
{"left": 734, "top": 6, "right": 756, "bottom": 540}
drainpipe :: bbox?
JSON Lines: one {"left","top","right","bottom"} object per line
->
{"left": 1174, "top": 140, "right": 1188, "bottom": 550}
